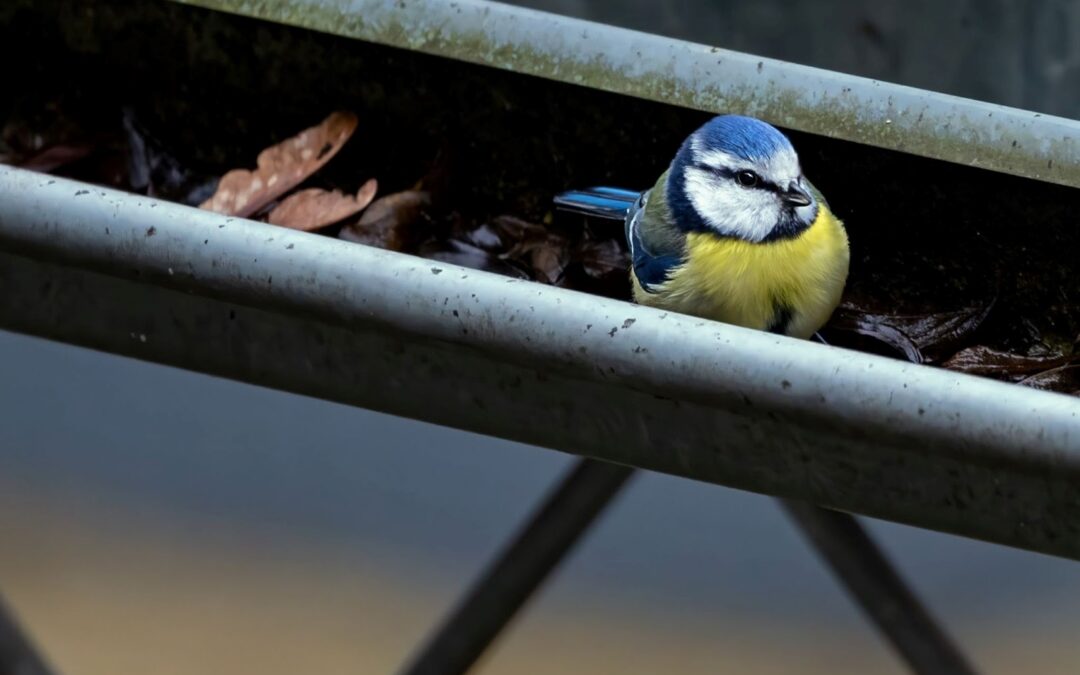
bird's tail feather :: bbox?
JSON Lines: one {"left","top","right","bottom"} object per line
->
{"left": 553, "top": 187, "right": 641, "bottom": 221}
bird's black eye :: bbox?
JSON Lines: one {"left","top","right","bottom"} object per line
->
{"left": 736, "top": 170, "right": 759, "bottom": 188}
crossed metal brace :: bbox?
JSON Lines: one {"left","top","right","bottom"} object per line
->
{"left": 399, "top": 458, "right": 977, "bottom": 675}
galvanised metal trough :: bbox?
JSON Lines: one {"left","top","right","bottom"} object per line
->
{"left": 1, "top": 0, "right": 1080, "bottom": 563}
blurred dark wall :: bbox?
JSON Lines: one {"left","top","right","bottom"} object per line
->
{"left": 510, "top": 0, "right": 1080, "bottom": 118}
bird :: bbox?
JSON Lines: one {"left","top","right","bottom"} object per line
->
{"left": 555, "top": 115, "right": 849, "bottom": 339}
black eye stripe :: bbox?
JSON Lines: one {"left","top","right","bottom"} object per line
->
{"left": 691, "top": 162, "right": 782, "bottom": 193}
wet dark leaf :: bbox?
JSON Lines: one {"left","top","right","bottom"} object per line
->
{"left": 1, "top": 101, "right": 86, "bottom": 163}
{"left": 526, "top": 239, "right": 570, "bottom": 285}
{"left": 268, "top": 178, "right": 377, "bottom": 232}
{"left": 414, "top": 142, "right": 454, "bottom": 203}
{"left": 1017, "top": 365, "right": 1080, "bottom": 393}
{"left": 7, "top": 137, "right": 133, "bottom": 191}
{"left": 339, "top": 189, "right": 431, "bottom": 251}
{"left": 417, "top": 239, "right": 531, "bottom": 279}
{"left": 200, "top": 111, "right": 358, "bottom": 217}
{"left": 576, "top": 238, "right": 629, "bottom": 281}
{"left": 942, "top": 345, "right": 1076, "bottom": 380}
{"left": 123, "top": 108, "right": 219, "bottom": 205}
{"left": 491, "top": 215, "right": 570, "bottom": 285}
{"left": 0, "top": 99, "right": 144, "bottom": 190}
{"left": 15, "top": 143, "right": 94, "bottom": 172}
{"left": 824, "top": 299, "right": 994, "bottom": 364}
{"left": 459, "top": 223, "right": 505, "bottom": 251}
{"left": 447, "top": 215, "right": 528, "bottom": 253}
{"left": 490, "top": 214, "right": 547, "bottom": 244}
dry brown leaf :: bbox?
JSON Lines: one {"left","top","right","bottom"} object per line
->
{"left": 339, "top": 190, "right": 432, "bottom": 251}
{"left": 267, "top": 179, "right": 377, "bottom": 232}
{"left": 200, "top": 111, "right": 358, "bottom": 217}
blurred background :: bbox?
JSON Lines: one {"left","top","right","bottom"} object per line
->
{"left": 3, "top": 1, "right": 1080, "bottom": 674}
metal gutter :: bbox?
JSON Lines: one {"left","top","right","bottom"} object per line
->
{"left": 169, "top": 0, "right": 1080, "bottom": 190}
{"left": 2, "top": 165, "right": 1079, "bottom": 558}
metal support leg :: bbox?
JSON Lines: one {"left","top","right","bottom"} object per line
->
{"left": 0, "top": 594, "right": 58, "bottom": 675}
{"left": 400, "top": 458, "right": 977, "bottom": 675}
{"left": 782, "top": 500, "right": 977, "bottom": 675}
{"left": 399, "top": 459, "right": 634, "bottom": 675}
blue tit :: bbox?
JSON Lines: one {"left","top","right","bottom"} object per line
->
{"left": 555, "top": 115, "right": 849, "bottom": 339}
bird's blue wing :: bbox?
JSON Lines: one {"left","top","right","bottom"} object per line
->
{"left": 625, "top": 190, "right": 683, "bottom": 292}
{"left": 554, "top": 185, "right": 682, "bottom": 292}
{"left": 553, "top": 187, "right": 641, "bottom": 220}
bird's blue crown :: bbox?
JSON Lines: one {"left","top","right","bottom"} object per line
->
{"left": 688, "top": 115, "right": 795, "bottom": 162}
{"left": 666, "top": 115, "right": 811, "bottom": 241}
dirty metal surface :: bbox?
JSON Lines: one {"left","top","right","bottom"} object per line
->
{"left": 2, "top": 167, "right": 1079, "bottom": 559}
{"left": 171, "top": 0, "right": 1080, "bottom": 189}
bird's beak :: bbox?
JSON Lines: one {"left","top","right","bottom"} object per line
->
{"left": 782, "top": 184, "right": 813, "bottom": 207}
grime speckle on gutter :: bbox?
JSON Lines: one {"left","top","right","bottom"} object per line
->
{"left": 172, "top": 0, "right": 1080, "bottom": 189}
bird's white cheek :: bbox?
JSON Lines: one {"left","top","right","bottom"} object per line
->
{"left": 795, "top": 202, "right": 817, "bottom": 226}
{"left": 743, "top": 201, "right": 782, "bottom": 241}
{"left": 684, "top": 170, "right": 777, "bottom": 242}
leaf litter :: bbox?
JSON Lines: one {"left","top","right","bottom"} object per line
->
{"left": 339, "top": 190, "right": 431, "bottom": 250}
{"left": 2, "top": 102, "right": 1075, "bottom": 398}
{"left": 200, "top": 111, "right": 360, "bottom": 218}
{"left": 268, "top": 179, "right": 378, "bottom": 232}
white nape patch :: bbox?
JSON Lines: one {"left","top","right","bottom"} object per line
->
{"left": 684, "top": 166, "right": 781, "bottom": 242}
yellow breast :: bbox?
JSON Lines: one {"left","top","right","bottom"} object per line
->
{"left": 633, "top": 206, "right": 850, "bottom": 338}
